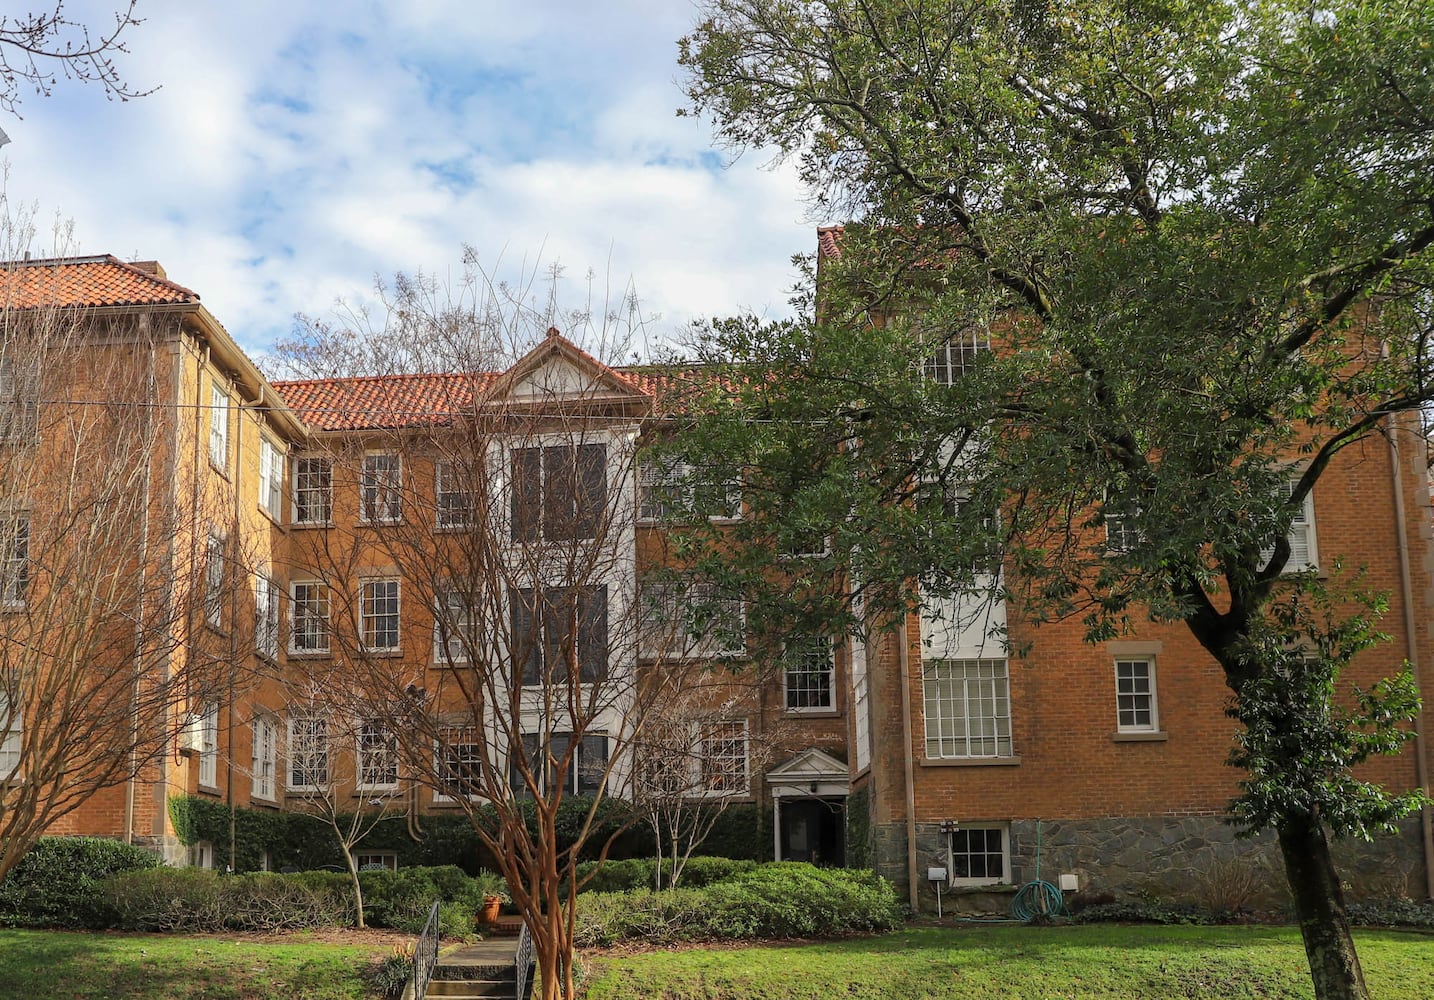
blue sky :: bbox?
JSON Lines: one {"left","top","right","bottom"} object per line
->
{"left": 2, "top": 0, "right": 817, "bottom": 361}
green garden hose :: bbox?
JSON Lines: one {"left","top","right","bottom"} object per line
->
{"left": 1011, "top": 819, "right": 1068, "bottom": 921}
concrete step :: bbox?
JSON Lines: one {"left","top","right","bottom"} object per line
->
{"left": 425, "top": 978, "right": 516, "bottom": 999}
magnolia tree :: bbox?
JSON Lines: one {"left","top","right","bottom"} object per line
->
{"left": 680, "top": 4, "right": 1434, "bottom": 999}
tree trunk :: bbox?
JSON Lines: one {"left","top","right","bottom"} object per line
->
{"left": 1277, "top": 812, "right": 1368, "bottom": 1000}
{"left": 342, "top": 850, "right": 366, "bottom": 930}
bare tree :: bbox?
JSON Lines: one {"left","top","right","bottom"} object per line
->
{"left": 0, "top": 2, "right": 151, "bottom": 118}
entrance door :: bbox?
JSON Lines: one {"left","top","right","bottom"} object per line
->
{"left": 778, "top": 798, "right": 846, "bottom": 867}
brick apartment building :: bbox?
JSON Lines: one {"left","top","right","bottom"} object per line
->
{"left": 1, "top": 250, "right": 1430, "bottom": 911}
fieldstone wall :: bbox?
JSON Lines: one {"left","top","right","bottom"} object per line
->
{"left": 877, "top": 816, "right": 1427, "bottom": 915}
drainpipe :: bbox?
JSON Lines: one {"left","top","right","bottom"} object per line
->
{"left": 1387, "top": 410, "right": 1434, "bottom": 900}
{"left": 124, "top": 319, "right": 159, "bottom": 844}
{"left": 897, "top": 614, "right": 918, "bottom": 910}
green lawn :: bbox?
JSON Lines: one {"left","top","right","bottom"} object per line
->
{"left": 581, "top": 924, "right": 1434, "bottom": 1000}
{"left": 0, "top": 929, "right": 390, "bottom": 1000}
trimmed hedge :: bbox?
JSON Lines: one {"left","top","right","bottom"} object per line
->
{"left": 1348, "top": 899, "right": 1434, "bottom": 929}
{"left": 574, "top": 863, "right": 901, "bottom": 947}
{"left": 574, "top": 856, "right": 759, "bottom": 893}
{"left": 0, "top": 837, "right": 161, "bottom": 929}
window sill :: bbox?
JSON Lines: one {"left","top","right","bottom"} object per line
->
{"left": 196, "top": 785, "right": 222, "bottom": 797}
{"left": 361, "top": 648, "right": 404, "bottom": 658}
{"left": 209, "top": 461, "right": 229, "bottom": 480}
{"left": 434, "top": 524, "right": 475, "bottom": 534}
{"left": 287, "top": 650, "right": 333, "bottom": 659}
{"left": 920, "top": 755, "right": 1021, "bottom": 767}
{"left": 248, "top": 797, "right": 280, "bottom": 810}
{"left": 291, "top": 521, "right": 334, "bottom": 530}
{"left": 947, "top": 882, "right": 1016, "bottom": 894}
{"left": 1112, "top": 730, "right": 1168, "bottom": 742}
{"left": 360, "top": 519, "right": 404, "bottom": 527}
{"left": 783, "top": 708, "right": 840, "bottom": 719}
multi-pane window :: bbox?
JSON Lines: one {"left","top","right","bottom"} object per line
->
{"left": 1, "top": 514, "right": 28, "bottom": 609}
{"left": 0, "top": 689, "right": 22, "bottom": 776}
{"left": 639, "top": 580, "right": 745, "bottom": 659}
{"left": 258, "top": 439, "right": 284, "bottom": 517}
{"left": 361, "top": 453, "right": 402, "bottom": 524}
{"left": 433, "top": 591, "right": 473, "bottom": 664}
{"left": 204, "top": 533, "right": 225, "bottom": 628}
{"left": 925, "top": 327, "right": 990, "bottom": 384}
{"left": 255, "top": 573, "right": 280, "bottom": 660}
{"left": 290, "top": 582, "right": 331, "bottom": 654}
{"left": 509, "top": 732, "right": 609, "bottom": 797}
{"left": 251, "top": 715, "right": 277, "bottom": 800}
{"left": 197, "top": 703, "right": 219, "bottom": 788}
{"left": 784, "top": 636, "right": 835, "bottom": 712}
{"left": 923, "top": 658, "right": 1013, "bottom": 758}
{"left": 1103, "top": 492, "right": 1144, "bottom": 555}
{"left": 209, "top": 382, "right": 228, "bottom": 469}
{"left": 355, "top": 852, "right": 398, "bottom": 871}
{"left": 511, "top": 585, "right": 608, "bottom": 684}
{"left": 1261, "top": 477, "right": 1319, "bottom": 573}
{"left": 1115, "top": 659, "right": 1158, "bottom": 732}
{"left": 435, "top": 460, "right": 476, "bottom": 529}
{"left": 288, "top": 713, "right": 329, "bottom": 789}
{"left": 361, "top": 579, "right": 401, "bottom": 652}
{"left": 357, "top": 720, "right": 398, "bottom": 790}
{"left": 695, "top": 721, "right": 748, "bottom": 796}
{"left": 949, "top": 826, "right": 1009, "bottom": 884}
{"left": 293, "top": 456, "right": 333, "bottom": 524}
{"left": 511, "top": 443, "right": 606, "bottom": 541}
{"left": 435, "top": 725, "right": 482, "bottom": 802}
{"left": 638, "top": 460, "right": 741, "bottom": 522}
{"left": 0, "top": 358, "right": 38, "bottom": 440}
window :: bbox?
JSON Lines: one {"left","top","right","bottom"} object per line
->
{"left": 435, "top": 725, "right": 482, "bottom": 802}
{"left": 197, "top": 703, "right": 219, "bottom": 788}
{"left": 511, "top": 585, "right": 608, "bottom": 685}
{"left": 1, "top": 513, "right": 28, "bottom": 609}
{"left": 288, "top": 713, "right": 329, "bottom": 790}
{"left": 1103, "top": 491, "right": 1144, "bottom": 554}
{"left": 361, "top": 453, "right": 402, "bottom": 523}
{"left": 251, "top": 715, "right": 277, "bottom": 800}
{"left": 638, "top": 459, "right": 741, "bottom": 523}
{"left": 695, "top": 721, "right": 748, "bottom": 796}
{"left": 1115, "top": 658, "right": 1158, "bottom": 732}
{"left": 780, "top": 528, "right": 831, "bottom": 559}
{"left": 209, "top": 382, "right": 228, "bottom": 469}
{"left": 361, "top": 579, "right": 401, "bottom": 652}
{"left": 1261, "top": 478, "right": 1319, "bottom": 573}
{"left": 191, "top": 841, "right": 215, "bottom": 870}
{"left": 356, "top": 852, "right": 398, "bottom": 871}
{"left": 948, "top": 825, "right": 1010, "bottom": 885}
{"left": 639, "top": 580, "right": 745, "bottom": 659}
{"left": 923, "top": 658, "right": 1013, "bottom": 758}
{"left": 509, "top": 732, "right": 609, "bottom": 797}
{"left": 204, "top": 533, "right": 225, "bottom": 628}
{"left": 357, "top": 720, "right": 398, "bottom": 790}
{"left": 0, "top": 689, "right": 21, "bottom": 777}
{"left": 433, "top": 591, "right": 473, "bottom": 664}
{"left": 925, "top": 326, "right": 990, "bottom": 384}
{"left": 784, "top": 636, "right": 835, "bottom": 712}
{"left": 258, "top": 439, "right": 284, "bottom": 517}
{"left": 435, "top": 460, "right": 476, "bottom": 529}
{"left": 510, "top": 443, "right": 606, "bottom": 541}
{"left": 255, "top": 573, "right": 280, "bottom": 660}
{"left": 290, "top": 582, "right": 331, "bottom": 654}
{"left": 0, "top": 357, "right": 38, "bottom": 440}
{"left": 293, "top": 456, "right": 333, "bottom": 524}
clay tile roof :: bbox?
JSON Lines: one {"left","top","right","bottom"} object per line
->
{"left": 0, "top": 254, "right": 200, "bottom": 309}
{"left": 272, "top": 372, "right": 498, "bottom": 431}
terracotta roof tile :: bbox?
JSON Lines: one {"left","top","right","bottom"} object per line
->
{"left": 272, "top": 372, "right": 497, "bottom": 431}
{"left": 0, "top": 254, "right": 200, "bottom": 309}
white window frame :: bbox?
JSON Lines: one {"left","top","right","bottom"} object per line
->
{"left": 287, "top": 712, "right": 330, "bottom": 791}
{"left": 0, "top": 357, "right": 39, "bottom": 441}
{"left": 204, "top": 533, "right": 225, "bottom": 629}
{"left": 435, "top": 460, "right": 476, "bottom": 530}
{"left": 783, "top": 636, "right": 836, "bottom": 713}
{"left": 637, "top": 459, "right": 741, "bottom": 523}
{"left": 255, "top": 572, "right": 280, "bottom": 661}
{"left": 1103, "top": 490, "right": 1144, "bottom": 555}
{"left": 947, "top": 824, "right": 1011, "bottom": 886}
{"left": 356, "top": 719, "right": 399, "bottom": 792}
{"left": 1114, "top": 658, "right": 1159, "bottom": 733}
{"left": 361, "top": 453, "right": 403, "bottom": 524}
{"left": 693, "top": 720, "right": 749, "bottom": 797}
{"left": 1261, "top": 476, "right": 1319, "bottom": 573}
{"left": 923, "top": 658, "right": 1014, "bottom": 758}
{"left": 209, "top": 382, "right": 229, "bottom": 470}
{"left": 925, "top": 326, "right": 991, "bottom": 385}
{"left": 191, "top": 840, "right": 215, "bottom": 870}
{"left": 1, "top": 512, "right": 28, "bottom": 610}
{"left": 0, "top": 688, "right": 22, "bottom": 778}
{"left": 360, "top": 578, "right": 401, "bottom": 653}
{"left": 292, "top": 456, "right": 333, "bottom": 525}
{"left": 433, "top": 725, "right": 482, "bottom": 803}
{"left": 639, "top": 580, "right": 746, "bottom": 660}
{"left": 290, "top": 581, "right": 331, "bottom": 655}
{"left": 197, "top": 702, "right": 219, "bottom": 788}
{"left": 355, "top": 851, "right": 399, "bottom": 871}
{"left": 433, "top": 590, "right": 473, "bottom": 665}
{"left": 509, "top": 441, "right": 607, "bottom": 542}
{"left": 251, "top": 714, "right": 277, "bottom": 801}
{"left": 258, "top": 438, "right": 284, "bottom": 518}
{"left": 779, "top": 530, "right": 832, "bottom": 560}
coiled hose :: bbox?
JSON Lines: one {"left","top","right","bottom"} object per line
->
{"left": 1010, "top": 819, "right": 1069, "bottom": 921}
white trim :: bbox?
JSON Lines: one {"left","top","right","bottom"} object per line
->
{"left": 356, "top": 719, "right": 399, "bottom": 792}
{"left": 197, "top": 702, "right": 220, "bottom": 788}
{"left": 1114, "top": 657, "right": 1159, "bottom": 733}
{"left": 432, "top": 590, "right": 473, "bottom": 664}
{"left": 435, "top": 460, "right": 476, "bottom": 530}
{"left": 782, "top": 636, "right": 836, "bottom": 713}
{"left": 251, "top": 714, "right": 277, "bottom": 801}
{"left": 360, "top": 578, "right": 401, "bottom": 653}
{"left": 258, "top": 438, "right": 284, "bottom": 518}
{"left": 208, "top": 382, "right": 228, "bottom": 470}
{"left": 286, "top": 711, "right": 330, "bottom": 791}
{"left": 922, "top": 658, "right": 1014, "bottom": 759}
{"left": 947, "top": 823, "right": 1011, "bottom": 886}
{"left": 360, "top": 452, "right": 403, "bottom": 524}
{"left": 292, "top": 455, "right": 333, "bottom": 525}
{"left": 0, "top": 688, "right": 23, "bottom": 777}
{"left": 254, "top": 572, "right": 280, "bottom": 661}
{"left": 289, "top": 580, "right": 331, "bottom": 655}
{"left": 1, "top": 512, "right": 28, "bottom": 609}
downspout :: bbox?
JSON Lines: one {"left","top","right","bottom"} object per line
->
{"left": 124, "top": 318, "right": 160, "bottom": 844}
{"left": 227, "top": 376, "right": 246, "bottom": 871}
{"left": 897, "top": 614, "right": 918, "bottom": 910}
{"left": 1387, "top": 410, "right": 1434, "bottom": 900}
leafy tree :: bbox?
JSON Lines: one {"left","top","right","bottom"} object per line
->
{"left": 678, "top": 3, "right": 1434, "bottom": 999}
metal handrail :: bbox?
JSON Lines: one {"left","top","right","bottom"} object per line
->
{"left": 412, "top": 901, "right": 441, "bottom": 999}
{"left": 514, "top": 921, "right": 534, "bottom": 1000}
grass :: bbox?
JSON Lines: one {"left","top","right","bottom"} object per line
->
{"left": 0, "top": 929, "right": 390, "bottom": 1000}
{"left": 580, "top": 924, "right": 1434, "bottom": 1000}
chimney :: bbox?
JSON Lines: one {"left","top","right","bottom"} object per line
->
{"left": 130, "top": 260, "right": 168, "bottom": 280}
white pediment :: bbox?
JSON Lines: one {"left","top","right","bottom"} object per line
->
{"left": 766, "top": 747, "right": 849, "bottom": 783}
{"left": 507, "top": 354, "right": 602, "bottom": 399}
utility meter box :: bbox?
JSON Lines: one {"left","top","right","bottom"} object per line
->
{"left": 927, "top": 867, "right": 948, "bottom": 883}
{"left": 1058, "top": 873, "right": 1080, "bottom": 892}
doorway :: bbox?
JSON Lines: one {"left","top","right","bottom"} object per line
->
{"left": 778, "top": 797, "right": 845, "bottom": 867}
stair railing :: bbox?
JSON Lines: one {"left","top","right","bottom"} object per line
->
{"left": 412, "top": 901, "right": 441, "bottom": 999}
{"left": 514, "top": 920, "right": 534, "bottom": 1000}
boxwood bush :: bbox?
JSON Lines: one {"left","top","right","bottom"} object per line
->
{"left": 0, "top": 837, "right": 161, "bottom": 928}
{"left": 573, "top": 856, "right": 758, "bottom": 893}
{"left": 574, "top": 863, "right": 900, "bottom": 946}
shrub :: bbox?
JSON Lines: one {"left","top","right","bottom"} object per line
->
{"left": 1347, "top": 899, "right": 1434, "bottom": 929}
{"left": 573, "top": 856, "right": 758, "bottom": 893}
{"left": 1073, "top": 901, "right": 1220, "bottom": 926}
{"left": 365, "top": 946, "right": 414, "bottom": 999}
{"left": 574, "top": 863, "right": 901, "bottom": 946}
{"left": 103, "top": 868, "right": 353, "bottom": 932}
{"left": 0, "top": 836, "right": 161, "bottom": 929}
{"left": 105, "top": 868, "right": 227, "bottom": 932}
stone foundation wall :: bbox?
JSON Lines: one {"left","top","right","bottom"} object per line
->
{"left": 877, "top": 816, "right": 1427, "bottom": 915}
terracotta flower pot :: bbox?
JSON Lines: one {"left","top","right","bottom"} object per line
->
{"left": 481, "top": 895, "right": 503, "bottom": 925}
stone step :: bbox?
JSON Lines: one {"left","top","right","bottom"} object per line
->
{"left": 425, "top": 978, "right": 516, "bottom": 999}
